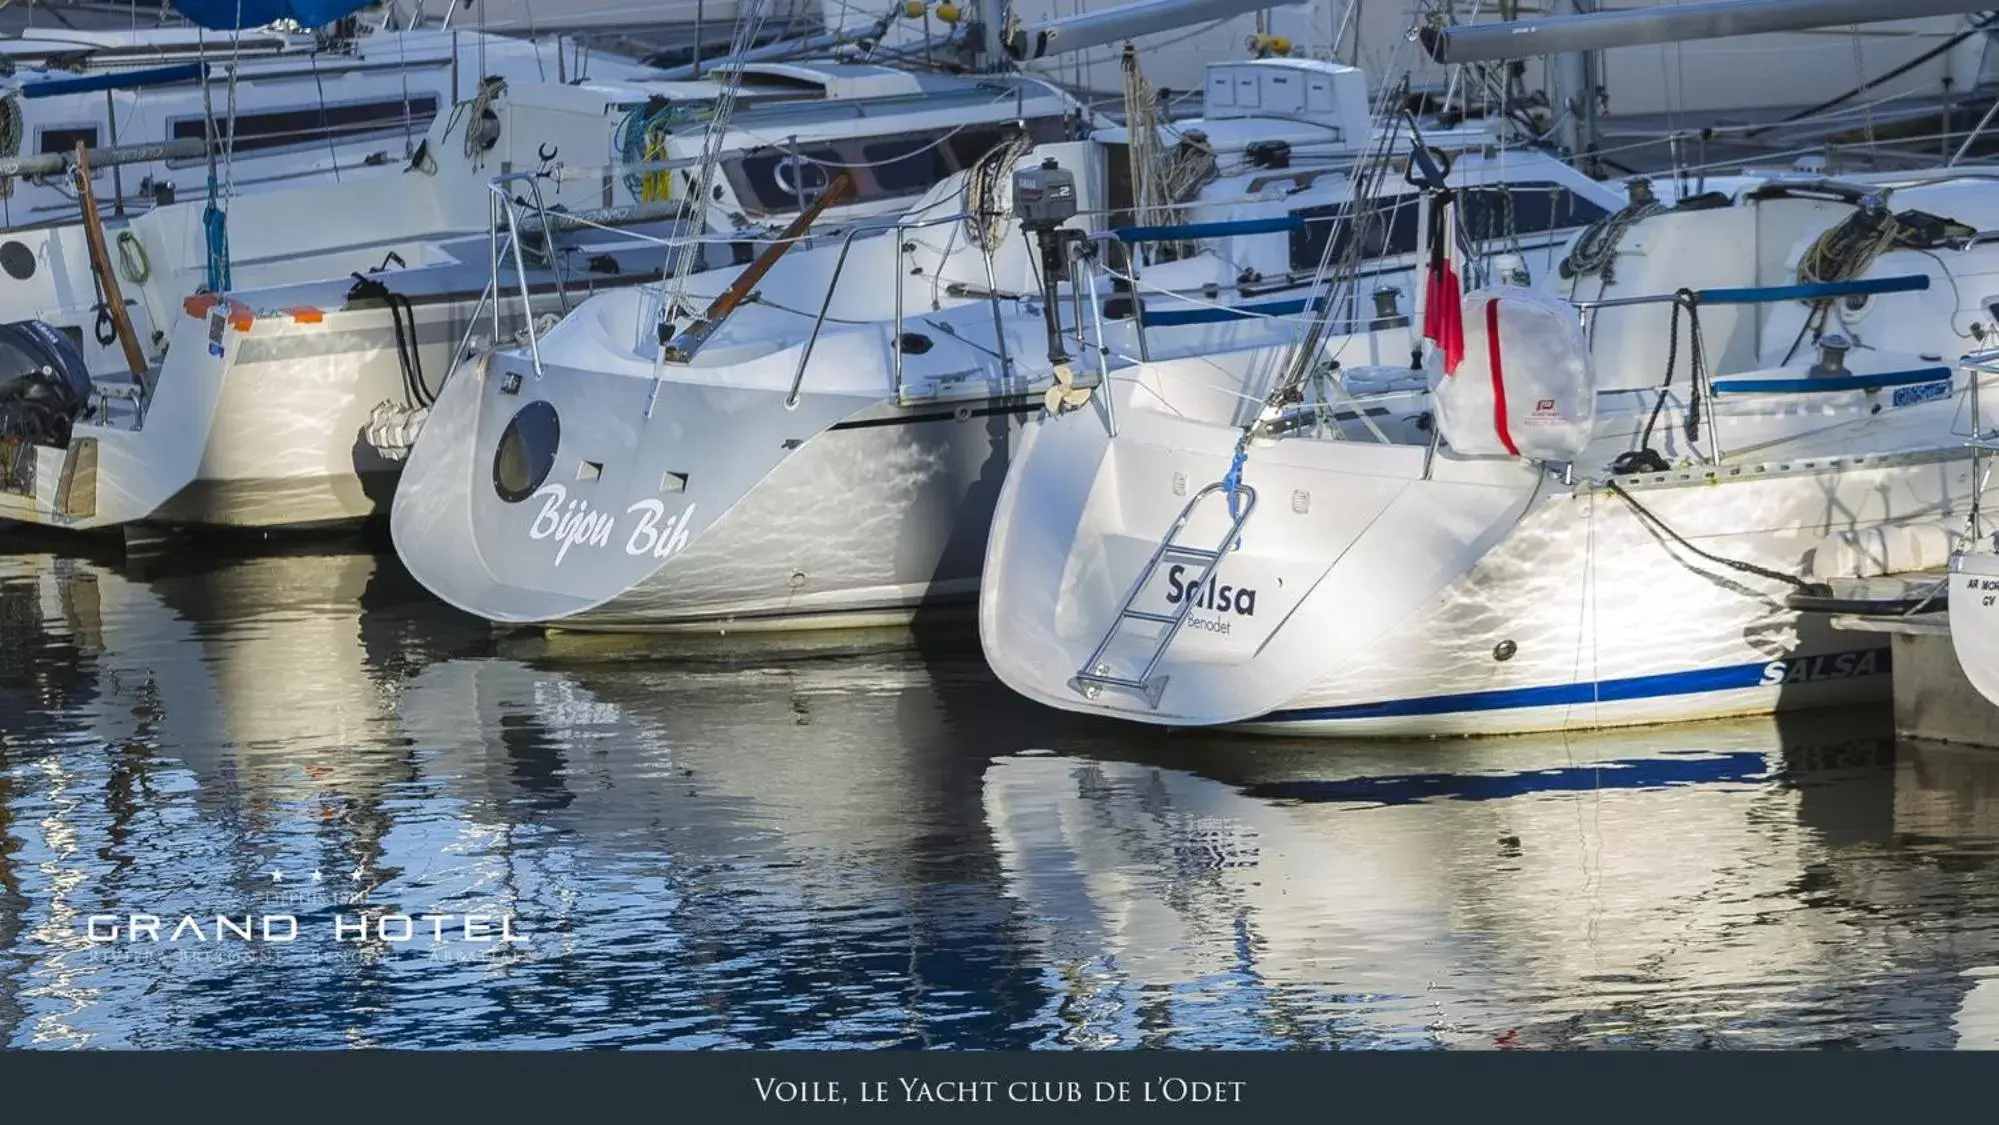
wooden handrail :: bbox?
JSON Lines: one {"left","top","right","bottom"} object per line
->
{"left": 661, "top": 170, "right": 857, "bottom": 363}
{"left": 74, "top": 141, "right": 149, "bottom": 384}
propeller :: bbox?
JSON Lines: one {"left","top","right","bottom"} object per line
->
{"left": 1042, "top": 363, "right": 1092, "bottom": 415}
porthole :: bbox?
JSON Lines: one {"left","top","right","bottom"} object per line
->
{"left": 0, "top": 241, "right": 35, "bottom": 281}
{"left": 493, "top": 400, "right": 560, "bottom": 503}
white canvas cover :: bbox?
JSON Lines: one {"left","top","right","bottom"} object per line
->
{"left": 1432, "top": 286, "right": 1595, "bottom": 461}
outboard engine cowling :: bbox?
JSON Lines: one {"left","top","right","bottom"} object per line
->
{"left": 0, "top": 321, "right": 92, "bottom": 448}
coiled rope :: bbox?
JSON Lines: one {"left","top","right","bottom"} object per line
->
{"left": 962, "top": 129, "right": 1033, "bottom": 252}
{"left": 0, "top": 95, "right": 19, "bottom": 202}
{"left": 1121, "top": 44, "right": 1188, "bottom": 262}
{"left": 1783, "top": 196, "right": 1909, "bottom": 363}
{"left": 464, "top": 76, "right": 507, "bottom": 162}
{"left": 1796, "top": 199, "right": 1904, "bottom": 289}
{"left": 615, "top": 97, "right": 685, "bottom": 203}
{"left": 115, "top": 230, "right": 150, "bottom": 285}
{"left": 1559, "top": 194, "right": 1667, "bottom": 284}
{"left": 1617, "top": 290, "right": 1708, "bottom": 474}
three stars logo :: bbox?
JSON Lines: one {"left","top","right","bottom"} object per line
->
{"left": 266, "top": 866, "right": 370, "bottom": 884}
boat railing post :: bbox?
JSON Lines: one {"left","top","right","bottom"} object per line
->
{"left": 1972, "top": 352, "right": 1985, "bottom": 545}
{"left": 1126, "top": 243, "right": 1152, "bottom": 363}
{"left": 521, "top": 174, "right": 571, "bottom": 316}
{"left": 1422, "top": 405, "right": 1441, "bottom": 480}
{"left": 453, "top": 276, "right": 491, "bottom": 373}
{"left": 1068, "top": 241, "right": 1086, "bottom": 357}
{"left": 977, "top": 232, "right": 1012, "bottom": 383}
{"left": 487, "top": 183, "right": 504, "bottom": 344}
{"left": 104, "top": 89, "right": 124, "bottom": 218}
{"left": 496, "top": 185, "right": 545, "bottom": 378}
{"left": 894, "top": 229, "right": 907, "bottom": 397}
{"left": 787, "top": 225, "right": 862, "bottom": 409}
{"left": 1083, "top": 253, "right": 1117, "bottom": 437}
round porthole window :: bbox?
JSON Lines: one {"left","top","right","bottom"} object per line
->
{"left": 493, "top": 400, "right": 560, "bottom": 503}
{"left": 0, "top": 241, "right": 35, "bottom": 281}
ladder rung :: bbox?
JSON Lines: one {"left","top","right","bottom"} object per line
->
{"left": 1163, "top": 545, "right": 1219, "bottom": 562}
{"left": 1073, "top": 672, "right": 1153, "bottom": 690}
{"left": 1120, "top": 609, "right": 1180, "bottom": 624}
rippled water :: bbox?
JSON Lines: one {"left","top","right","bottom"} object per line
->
{"left": 5, "top": 538, "right": 1999, "bottom": 1049}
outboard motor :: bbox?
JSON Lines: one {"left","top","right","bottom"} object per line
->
{"left": 0, "top": 321, "right": 93, "bottom": 448}
{"left": 1013, "top": 157, "right": 1081, "bottom": 367}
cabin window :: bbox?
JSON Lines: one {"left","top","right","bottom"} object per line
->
{"left": 735, "top": 147, "right": 844, "bottom": 210}
{"left": 1288, "top": 194, "right": 1423, "bottom": 272}
{"left": 1458, "top": 183, "right": 1611, "bottom": 241}
{"left": 37, "top": 125, "right": 99, "bottom": 156}
{"left": 721, "top": 115, "right": 1075, "bottom": 217}
{"left": 166, "top": 94, "right": 440, "bottom": 164}
{"left": 1288, "top": 184, "right": 1610, "bottom": 271}
{"left": 864, "top": 136, "right": 949, "bottom": 195}
{"left": 492, "top": 400, "right": 561, "bottom": 504}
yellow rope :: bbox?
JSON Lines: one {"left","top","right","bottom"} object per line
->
{"left": 641, "top": 121, "right": 673, "bottom": 204}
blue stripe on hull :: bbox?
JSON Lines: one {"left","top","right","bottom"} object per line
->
{"left": 1260, "top": 646, "right": 1892, "bottom": 724}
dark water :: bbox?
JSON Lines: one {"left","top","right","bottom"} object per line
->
{"left": 5, "top": 539, "right": 1999, "bottom": 1049}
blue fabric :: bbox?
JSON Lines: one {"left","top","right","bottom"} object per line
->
{"left": 1219, "top": 438, "right": 1250, "bottom": 550}
{"left": 1696, "top": 274, "right": 1929, "bottom": 305}
{"left": 172, "top": 0, "right": 372, "bottom": 30}
{"left": 19, "top": 62, "right": 205, "bottom": 99}
{"left": 1711, "top": 366, "right": 1952, "bottom": 394}
{"left": 1137, "top": 296, "right": 1323, "bottom": 328}
{"left": 203, "top": 189, "right": 230, "bottom": 294}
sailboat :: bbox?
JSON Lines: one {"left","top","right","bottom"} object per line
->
{"left": 0, "top": 52, "right": 1083, "bottom": 531}
{"left": 389, "top": 22, "right": 1632, "bottom": 632}
{"left": 1946, "top": 360, "right": 1999, "bottom": 713}
{"left": 974, "top": 0, "right": 1999, "bottom": 739}
{"left": 0, "top": 4, "right": 649, "bottom": 227}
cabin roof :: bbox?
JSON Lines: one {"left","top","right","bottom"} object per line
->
{"left": 717, "top": 61, "right": 931, "bottom": 101}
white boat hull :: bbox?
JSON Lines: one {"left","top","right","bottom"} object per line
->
{"left": 1950, "top": 550, "right": 1999, "bottom": 709}
{"left": 982, "top": 372, "right": 1987, "bottom": 738}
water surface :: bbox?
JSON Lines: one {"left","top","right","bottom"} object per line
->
{"left": 3, "top": 540, "right": 1998, "bottom": 1049}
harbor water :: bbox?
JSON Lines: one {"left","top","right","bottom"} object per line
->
{"left": 4, "top": 537, "right": 1999, "bottom": 1049}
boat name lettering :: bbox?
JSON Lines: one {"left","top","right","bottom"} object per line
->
{"left": 1891, "top": 380, "right": 1951, "bottom": 408}
{"left": 624, "top": 499, "right": 697, "bottom": 560}
{"left": 527, "top": 486, "right": 701, "bottom": 565}
{"left": 1757, "top": 648, "right": 1885, "bottom": 687}
{"left": 528, "top": 484, "right": 616, "bottom": 565}
{"left": 1165, "top": 564, "right": 1258, "bottom": 616}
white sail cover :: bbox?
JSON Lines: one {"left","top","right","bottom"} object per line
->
{"left": 1433, "top": 286, "right": 1595, "bottom": 461}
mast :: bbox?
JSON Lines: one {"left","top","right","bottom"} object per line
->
{"left": 980, "top": 0, "right": 1007, "bottom": 69}
{"left": 1557, "top": 0, "right": 1598, "bottom": 169}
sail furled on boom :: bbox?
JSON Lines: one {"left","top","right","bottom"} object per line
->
{"left": 1421, "top": 0, "right": 1999, "bottom": 63}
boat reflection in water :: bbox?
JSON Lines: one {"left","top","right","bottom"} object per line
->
{"left": 985, "top": 715, "right": 1999, "bottom": 1048}
{"left": 8, "top": 545, "right": 1999, "bottom": 1046}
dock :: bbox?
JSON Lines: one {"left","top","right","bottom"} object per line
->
{"left": 1835, "top": 609, "right": 1999, "bottom": 748}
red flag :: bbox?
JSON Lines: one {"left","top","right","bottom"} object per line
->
{"left": 1422, "top": 191, "right": 1465, "bottom": 374}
